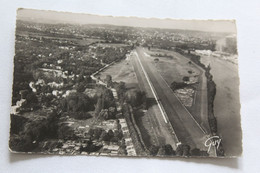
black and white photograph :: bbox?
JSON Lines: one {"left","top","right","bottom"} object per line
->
{"left": 9, "top": 8, "right": 242, "bottom": 158}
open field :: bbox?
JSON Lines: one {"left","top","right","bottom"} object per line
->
{"left": 200, "top": 54, "right": 242, "bottom": 156}
{"left": 95, "top": 56, "right": 139, "bottom": 89}
{"left": 148, "top": 48, "right": 201, "bottom": 83}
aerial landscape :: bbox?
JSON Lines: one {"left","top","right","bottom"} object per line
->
{"left": 9, "top": 9, "right": 241, "bottom": 158}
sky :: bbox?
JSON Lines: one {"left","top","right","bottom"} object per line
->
{"left": 17, "top": 8, "right": 237, "bottom": 33}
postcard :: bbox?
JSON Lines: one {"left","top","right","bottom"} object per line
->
{"left": 9, "top": 8, "right": 242, "bottom": 158}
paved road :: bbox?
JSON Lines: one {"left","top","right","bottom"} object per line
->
{"left": 135, "top": 47, "right": 210, "bottom": 151}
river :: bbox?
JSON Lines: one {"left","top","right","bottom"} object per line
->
{"left": 199, "top": 54, "right": 242, "bottom": 156}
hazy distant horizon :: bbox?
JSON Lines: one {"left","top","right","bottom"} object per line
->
{"left": 17, "top": 8, "right": 237, "bottom": 33}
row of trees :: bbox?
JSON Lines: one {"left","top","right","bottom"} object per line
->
{"left": 149, "top": 144, "right": 209, "bottom": 157}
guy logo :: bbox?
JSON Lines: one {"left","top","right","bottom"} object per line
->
{"left": 204, "top": 136, "right": 221, "bottom": 153}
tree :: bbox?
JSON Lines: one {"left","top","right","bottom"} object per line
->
{"left": 58, "top": 125, "right": 75, "bottom": 140}
{"left": 115, "top": 81, "right": 126, "bottom": 101}
{"left": 176, "top": 144, "right": 184, "bottom": 156}
{"left": 108, "top": 107, "right": 116, "bottom": 119}
{"left": 110, "top": 136, "right": 119, "bottom": 143}
{"left": 102, "top": 88, "right": 115, "bottom": 108}
{"left": 157, "top": 146, "right": 166, "bottom": 156}
{"left": 67, "top": 99, "right": 77, "bottom": 112}
{"left": 99, "top": 109, "right": 109, "bottom": 120}
{"left": 95, "top": 98, "right": 103, "bottom": 116}
{"left": 114, "top": 130, "right": 123, "bottom": 140}
{"left": 176, "top": 144, "right": 190, "bottom": 156}
{"left": 190, "top": 148, "right": 201, "bottom": 156}
{"left": 164, "top": 144, "right": 175, "bottom": 155}
{"left": 96, "top": 87, "right": 115, "bottom": 110}
{"left": 108, "top": 129, "right": 114, "bottom": 139}
{"left": 182, "top": 144, "right": 190, "bottom": 156}
{"left": 76, "top": 83, "right": 86, "bottom": 92}
{"left": 183, "top": 76, "right": 189, "bottom": 82}
{"left": 149, "top": 145, "right": 159, "bottom": 156}
{"left": 170, "top": 81, "right": 188, "bottom": 91}
{"left": 25, "top": 92, "right": 38, "bottom": 105}
{"left": 92, "top": 128, "right": 103, "bottom": 140}
{"left": 60, "top": 98, "right": 67, "bottom": 111}
{"left": 125, "top": 89, "right": 146, "bottom": 107}
{"left": 105, "top": 75, "right": 112, "bottom": 87}
{"left": 72, "top": 112, "right": 92, "bottom": 120}
{"left": 41, "top": 94, "right": 55, "bottom": 107}
{"left": 154, "top": 58, "right": 159, "bottom": 63}
{"left": 99, "top": 131, "right": 110, "bottom": 141}
{"left": 65, "top": 92, "right": 94, "bottom": 113}
{"left": 76, "top": 74, "right": 84, "bottom": 83}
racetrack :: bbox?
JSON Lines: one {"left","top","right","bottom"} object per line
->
{"left": 130, "top": 50, "right": 179, "bottom": 148}
{"left": 135, "top": 47, "right": 210, "bottom": 152}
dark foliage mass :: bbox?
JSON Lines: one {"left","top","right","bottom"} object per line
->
{"left": 9, "top": 111, "right": 60, "bottom": 152}
{"left": 10, "top": 114, "right": 28, "bottom": 135}
{"left": 60, "top": 92, "right": 94, "bottom": 113}
{"left": 114, "top": 81, "right": 127, "bottom": 103}
{"left": 125, "top": 89, "right": 147, "bottom": 108}
{"left": 95, "top": 86, "right": 116, "bottom": 116}
{"left": 156, "top": 144, "right": 175, "bottom": 156}
{"left": 170, "top": 81, "right": 188, "bottom": 91}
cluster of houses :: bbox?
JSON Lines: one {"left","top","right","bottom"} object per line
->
{"left": 54, "top": 117, "right": 131, "bottom": 156}
{"left": 118, "top": 118, "right": 137, "bottom": 156}
{"left": 99, "top": 144, "right": 120, "bottom": 156}
{"left": 53, "top": 140, "right": 82, "bottom": 155}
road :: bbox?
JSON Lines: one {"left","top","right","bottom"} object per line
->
{"left": 134, "top": 47, "right": 210, "bottom": 152}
